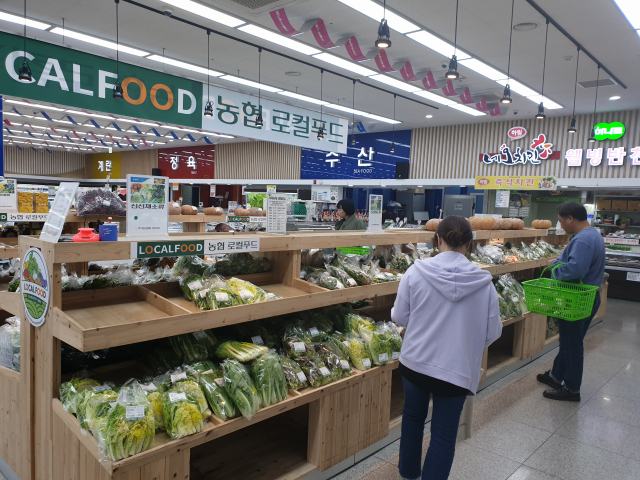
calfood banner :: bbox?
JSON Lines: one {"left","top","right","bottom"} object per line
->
{"left": 1, "top": 31, "right": 348, "bottom": 153}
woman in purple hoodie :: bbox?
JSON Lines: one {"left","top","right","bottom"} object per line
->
{"left": 392, "top": 216, "right": 503, "bottom": 480}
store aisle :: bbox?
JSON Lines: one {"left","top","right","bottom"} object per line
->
{"left": 331, "top": 298, "right": 640, "bottom": 480}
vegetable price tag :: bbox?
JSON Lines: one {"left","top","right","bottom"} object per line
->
{"left": 140, "top": 383, "right": 157, "bottom": 392}
{"left": 343, "top": 341, "right": 350, "bottom": 348}
{"left": 378, "top": 353, "right": 389, "bottom": 363}
{"left": 319, "top": 367, "right": 331, "bottom": 377}
{"left": 472, "top": 232, "right": 477, "bottom": 240}
{"left": 198, "top": 288, "right": 210, "bottom": 298}
{"left": 214, "top": 378, "right": 225, "bottom": 387}
{"left": 511, "top": 296, "right": 519, "bottom": 303}
{"left": 92, "top": 385, "right": 110, "bottom": 393}
{"left": 202, "top": 370, "right": 214, "bottom": 375}
{"left": 362, "top": 358, "right": 371, "bottom": 368}
{"left": 309, "top": 327, "right": 319, "bottom": 337}
{"left": 296, "top": 371, "right": 307, "bottom": 382}
{"left": 239, "top": 289, "right": 254, "bottom": 301}
{"left": 251, "top": 335, "right": 264, "bottom": 345}
{"left": 293, "top": 342, "right": 306, "bottom": 353}
{"left": 109, "top": 402, "right": 116, "bottom": 408}
{"left": 392, "top": 352, "right": 400, "bottom": 360}
{"left": 215, "top": 292, "right": 229, "bottom": 303}
{"left": 340, "top": 360, "right": 350, "bottom": 370}
{"left": 171, "top": 372, "right": 187, "bottom": 384}
{"left": 168, "top": 392, "right": 187, "bottom": 403}
{"left": 188, "top": 280, "right": 203, "bottom": 291}
{"left": 125, "top": 405, "right": 145, "bottom": 421}
{"left": 192, "top": 330, "right": 207, "bottom": 341}
{"left": 347, "top": 278, "right": 357, "bottom": 287}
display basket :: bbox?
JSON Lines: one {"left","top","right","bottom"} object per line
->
{"left": 522, "top": 263, "right": 598, "bottom": 321}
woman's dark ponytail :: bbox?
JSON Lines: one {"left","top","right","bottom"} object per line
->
{"left": 435, "top": 216, "right": 473, "bottom": 248}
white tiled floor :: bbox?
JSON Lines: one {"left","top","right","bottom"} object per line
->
{"left": 331, "top": 298, "right": 640, "bottom": 480}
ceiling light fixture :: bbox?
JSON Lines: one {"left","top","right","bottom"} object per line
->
{"left": 255, "top": 48, "right": 264, "bottom": 127}
{"left": 390, "top": 94, "right": 396, "bottom": 153}
{"left": 49, "top": 27, "right": 149, "bottom": 56}
{"left": 370, "top": 74, "right": 420, "bottom": 92}
{"left": 535, "top": 19, "right": 550, "bottom": 120}
{"left": 568, "top": 48, "right": 580, "bottom": 133}
{"left": 312, "top": 52, "right": 377, "bottom": 76}
{"left": 219, "top": 75, "right": 283, "bottom": 92}
{"left": 501, "top": 0, "right": 515, "bottom": 104}
{"left": 375, "top": 0, "right": 391, "bottom": 49}
{"left": 458, "top": 59, "right": 507, "bottom": 81}
{"left": 238, "top": 24, "right": 319, "bottom": 55}
{"left": 204, "top": 30, "right": 213, "bottom": 117}
{"left": 147, "top": 54, "right": 222, "bottom": 76}
{"left": 0, "top": 10, "right": 49, "bottom": 29}
{"left": 589, "top": 66, "right": 600, "bottom": 143}
{"left": 495, "top": 79, "right": 537, "bottom": 97}
{"left": 425, "top": 115, "right": 433, "bottom": 118}
{"left": 351, "top": 80, "right": 357, "bottom": 146}
{"left": 113, "top": 0, "right": 124, "bottom": 99}
{"left": 317, "top": 69, "right": 325, "bottom": 139}
{"left": 277, "top": 91, "right": 329, "bottom": 106}
{"left": 17, "top": 0, "right": 32, "bottom": 82}
{"left": 159, "top": 0, "right": 245, "bottom": 28}
{"left": 336, "top": 0, "right": 419, "bottom": 33}
{"left": 406, "top": 30, "right": 470, "bottom": 60}
{"left": 445, "top": 0, "right": 460, "bottom": 80}
{"left": 609, "top": 95, "right": 621, "bottom": 100}
{"left": 613, "top": 0, "right": 640, "bottom": 29}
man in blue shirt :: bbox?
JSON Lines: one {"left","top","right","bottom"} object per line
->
{"left": 537, "top": 202, "right": 605, "bottom": 402}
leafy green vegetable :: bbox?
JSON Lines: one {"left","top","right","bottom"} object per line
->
{"left": 181, "top": 275, "right": 206, "bottom": 303}
{"left": 215, "top": 341, "right": 268, "bottom": 362}
{"left": 169, "top": 379, "right": 211, "bottom": 420}
{"left": 168, "top": 330, "right": 217, "bottom": 363}
{"left": 226, "top": 277, "right": 266, "bottom": 304}
{"left": 356, "top": 316, "right": 377, "bottom": 344}
{"left": 326, "top": 332, "right": 351, "bottom": 361}
{"left": 282, "top": 323, "right": 314, "bottom": 358}
{"left": 195, "top": 366, "right": 238, "bottom": 422}
{"left": 85, "top": 390, "right": 119, "bottom": 437}
{"left": 338, "top": 257, "right": 372, "bottom": 285}
{"left": 205, "top": 253, "right": 272, "bottom": 276}
{"left": 326, "top": 265, "right": 357, "bottom": 288}
{"left": 8, "top": 278, "right": 19, "bottom": 292}
{"left": 140, "top": 384, "right": 165, "bottom": 431}
{"left": 60, "top": 377, "right": 101, "bottom": 414}
{"left": 279, "top": 356, "right": 309, "bottom": 391}
{"left": 162, "top": 389, "right": 204, "bottom": 439}
{"left": 349, "top": 337, "right": 373, "bottom": 371}
{"left": 344, "top": 313, "right": 363, "bottom": 337}
{"left": 205, "top": 286, "right": 241, "bottom": 309}
{"left": 389, "top": 253, "right": 414, "bottom": 273}
{"left": 295, "top": 355, "right": 333, "bottom": 387}
{"left": 222, "top": 359, "right": 261, "bottom": 419}
{"left": 251, "top": 352, "right": 288, "bottom": 408}
{"left": 234, "top": 320, "right": 279, "bottom": 349}
{"left": 173, "top": 256, "right": 208, "bottom": 276}
{"left": 314, "top": 343, "right": 351, "bottom": 380}
{"left": 76, "top": 383, "right": 116, "bottom": 429}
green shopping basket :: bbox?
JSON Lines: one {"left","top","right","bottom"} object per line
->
{"left": 521, "top": 262, "right": 599, "bottom": 321}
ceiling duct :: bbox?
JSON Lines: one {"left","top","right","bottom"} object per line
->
{"left": 578, "top": 78, "right": 617, "bottom": 89}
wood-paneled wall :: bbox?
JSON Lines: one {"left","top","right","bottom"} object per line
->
{"left": 85, "top": 150, "right": 158, "bottom": 179}
{"left": 215, "top": 141, "right": 301, "bottom": 179}
{"left": 410, "top": 110, "right": 640, "bottom": 180}
{"left": 3, "top": 146, "right": 86, "bottom": 178}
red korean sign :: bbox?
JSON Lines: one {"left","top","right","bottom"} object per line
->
{"left": 508, "top": 126, "right": 527, "bottom": 141}
{"left": 157, "top": 145, "right": 215, "bottom": 179}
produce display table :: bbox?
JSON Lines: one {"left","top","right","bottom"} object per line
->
{"left": 0, "top": 228, "right": 589, "bottom": 480}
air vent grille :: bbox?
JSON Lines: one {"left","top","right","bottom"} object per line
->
{"left": 578, "top": 78, "right": 617, "bottom": 89}
{"left": 228, "top": 0, "right": 282, "bottom": 9}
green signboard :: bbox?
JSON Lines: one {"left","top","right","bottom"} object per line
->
{"left": 132, "top": 240, "right": 204, "bottom": 259}
{"left": 593, "top": 122, "right": 625, "bottom": 141}
{"left": 532, "top": 197, "right": 583, "bottom": 204}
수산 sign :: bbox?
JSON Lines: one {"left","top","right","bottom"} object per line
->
{"left": 1, "top": 31, "right": 348, "bottom": 153}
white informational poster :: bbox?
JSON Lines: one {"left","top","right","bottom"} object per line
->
{"left": 330, "top": 187, "right": 339, "bottom": 202}
{"left": 367, "top": 194, "right": 383, "bottom": 232}
{"left": 228, "top": 201, "right": 237, "bottom": 214}
{"left": 0, "top": 179, "right": 17, "bottom": 212}
{"left": 267, "top": 192, "right": 287, "bottom": 235}
{"left": 126, "top": 174, "right": 169, "bottom": 238}
{"left": 267, "top": 185, "right": 276, "bottom": 193}
{"left": 312, "top": 185, "right": 332, "bottom": 202}
{"left": 40, "top": 182, "right": 79, "bottom": 243}
{"left": 210, "top": 185, "right": 216, "bottom": 197}
{"left": 495, "top": 190, "right": 510, "bottom": 208}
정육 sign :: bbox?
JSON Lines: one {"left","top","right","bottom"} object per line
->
{"left": 475, "top": 176, "right": 557, "bottom": 190}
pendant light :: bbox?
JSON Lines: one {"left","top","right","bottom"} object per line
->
{"left": 390, "top": 95, "right": 396, "bottom": 153}
{"left": 351, "top": 80, "right": 357, "bottom": 146}
{"left": 17, "top": 0, "right": 32, "bottom": 82}
{"left": 375, "top": 0, "right": 391, "bottom": 49}
{"left": 588, "top": 66, "right": 600, "bottom": 143}
{"left": 112, "top": 0, "right": 124, "bottom": 99}
{"left": 535, "top": 19, "right": 549, "bottom": 120}
{"left": 500, "top": 0, "right": 515, "bottom": 104}
{"left": 255, "top": 48, "right": 264, "bottom": 127}
{"left": 567, "top": 48, "right": 580, "bottom": 133}
{"left": 445, "top": 0, "right": 460, "bottom": 80}
{"left": 204, "top": 30, "right": 213, "bottom": 117}
{"left": 317, "top": 69, "right": 325, "bottom": 139}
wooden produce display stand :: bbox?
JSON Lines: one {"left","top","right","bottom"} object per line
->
{"left": 0, "top": 227, "right": 586, "bottom": 480}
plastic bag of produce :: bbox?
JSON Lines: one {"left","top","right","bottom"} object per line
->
{"left": 60, "top": 375, "right": 101, "bottom": 414}
{"left": 368, "top": 322, "right": 403, "bottom": 365}
{"left": 251, "top": 352, "right": 288, "bottom": 408}
{"left": 76, "top": 382, "right": 117, "bottom": 430}
{"left": 226, "top": 277, "right": 267, "bottom": 304}
{"left": 356, "top": 316, "right": 377, "bottom": 344}
{"left": 191, "top": 361, "right": 238, "bottom": 422}
{"left": 308, "top": 270, "right": 345, "bottom": 290}
{"left": 301, "top": 249, "right": 326, "bottom": 268}
{"left": 0, "top": 316, "right": 20, "bottom": 371}
{"left": 282, "top": 323, "right": 315, "bottom": 358}
{"left": 96, "top": 382, "right": 155, "bottom": 461}
{"left": 389, "top": 253, "right": 414, "bottom": 273}
{"left": 205, "top": 281, "right": 242, "bottom": 309}
{"left": 139, "top": 378, "right": 165, "bottom": 431}
{"left": 75, "top": 187, "right": 126, "bottom": 217}
{"left": 337, "top": 256, "right": 372, "bottom": 285}
{"left": 344, "top": 313, "right": 364, "bottom": 337}
{"left": 326, "top": 332, "right": 351, "bottom": 361}
{"left": 234, "top": 320, "right": 278, "bottom": 349}
{"left": 279, "top": 356, "right": 309, "bottom": 390}
{"left": 180, "top": 274, "right": 206, "bottom": 303}
{"left": 314, "top": 343, "right": 352, "bottom": 379}
{"left": 215, "top": 341, "right": 268, "bottom": 362}
{"left": 348, "top": 337, "right": 373, "bottom": 371}
{"left": 168, "top": 329, "right": 217, "bottom": 363}
{"left": 162, "top": 388, "right": 204, "bottom": 439}
{"left": 85, "top": 388, "right": 119, "bottom": 437}
{"left": 168, "top": 377, "right": 211, "bottom": 420}
{"left": 222, "top": 359, "right": 261, "bottom": 419}
{"left": 326, "top": 264, "right": 357, "bottom": 288}
{"left": 173, "top": 256, "right": 209, "bottom": 276}
{"left": 295, "top": 355, "right": 333, "bottom": 387}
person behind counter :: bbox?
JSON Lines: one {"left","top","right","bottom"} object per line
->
{"left": 335, "top": 198, "right": 367, "bottom": 231}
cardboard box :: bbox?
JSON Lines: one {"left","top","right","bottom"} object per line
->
{"left": 597, "top": 199, "right": 612, "bottom": 210}
{"left": 628, "top": 201, "right": 640, "bottom": 212}
{"left": 612, "top": 200, "right": 628, "bottom": 211}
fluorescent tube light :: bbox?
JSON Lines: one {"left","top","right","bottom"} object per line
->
{"left": 0, "top": 11, "right": 50, "bottom": 29}
{"left": 238, "top": 24, "right": 320, "bottom": 55}
{"left": 336, "top": 0, "right": 419, "bottom": 33}
{"left": 525, "top": 95, "right": 563, "bottom": 109}
{"left": 312, "top": 52, "right": 377, "bottom": 76}
{"left": 449, "top": 104, "right": 486, "bottom": 116}
{"left": 277, "top": 91, "right": 330, "bottom": 105}
{"left": 6, "top": 99, "right": 66, "bottom": 111}
{"left": 361, "top": 113, "right": 400, "bottom": 124}
{"left": 49, "top": 27, "right": 149, "bottom": 56}
{"left": 326, "top": 104, "right": 367, "bottom": 116}
{"left": 406, "top": 31, "right": 471, "bottom": 60}
{"left": 614, "top": 0, "right": 640, "bottom": 28}
{"left": 495, "top": 79, "right": 538, "bottom": 97}
{"left": 159, "top": 0, "right": 245, "bottom": 28}
{"left": 413, "top": 90, "right": 456, "bottom": 106}
{"left": 147, "top": 54, "right": 223, "bottom": 77}
{"left": 370, "top": 74, "right": 421, "bottom": 92}
{"left": 459, "top": 58, "right": 507, "bottom": 81}
{"left": 220, "top": 75, "right": 283, "bottom": 93}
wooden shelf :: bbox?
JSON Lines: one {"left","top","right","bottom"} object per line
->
{"left": 477, "top": 257, "right": 557, "bottom": 276}
{"left": 0, "top": 292, "right": 21, "bottom": 316}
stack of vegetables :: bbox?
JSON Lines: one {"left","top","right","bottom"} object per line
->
{"left": 493, "top": 274, "right": 528, "bottom": 320}
{"left": 180, "top": 274, "right": 275, "bottom": 311}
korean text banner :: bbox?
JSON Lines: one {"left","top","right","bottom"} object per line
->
{"left": 201, "top": 88, "right": 348, "bottom": 153}
{"left": 475, "top": 176, "right": 557, "bottom": 190}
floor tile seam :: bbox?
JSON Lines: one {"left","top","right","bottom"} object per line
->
{"left": 351, "top": 462, "right": 385, "bottom": 480}
{"left": 553, "top": 421, "right": 640, "bottom": 464}
{"left": 506, "top": 417, "right": 559, "bottom": 435}
{"left": 521, "top": 464, "right": 567, "bottom": 480}
{"left": 457, "top": 440, "right": 527, "bottom": 467}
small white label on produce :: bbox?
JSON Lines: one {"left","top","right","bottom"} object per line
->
{"left": 168, "top": 392, "right": 187, "bottom": 403}
{"left": 171, "top": 372, "right": 187, "bottom": 383}
{"left": 309, "top": 327, "right": 319, "bottom": 337}
{"left": 392, "top": 352, "right": 400, "bottom": 360}
{"left": 340, "top": 360, "right": 350, "bottom": 370}
{"left": 378, "top": 353, "right": 389, "bottom": 363}
{"left": 362, "top": 358, "right": 371, "bottom": 368}
{"left": 251, "top": 335, "right": 264, "bottom": 345}
{"left": 92, "top": 385, "right": 110, "bottom": 393}
{"left": 319, "top": 367, "right": 331, "bottom": 377}
{"left": 192, "top": 330, "right": 207, "bottom": 341}
{"left": 126, "top": 405, "right": 146, "bottom": 421}
{"left": 296, "top": 371, "right": 307, "bottom": 382}
{"left": 293, "top": 342, "right": 306, "bottom": 352}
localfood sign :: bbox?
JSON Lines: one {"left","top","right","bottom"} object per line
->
{"left": 481, "top": 134, "right": 557, "bottom": 166}
{"left": 131, "top": 239, "right": 261, "bottom": 258}
{"left": 475, "top": 176, "right": 557, "bottom": 190}
{"left": 21, "top": 247, "right": 50, "bottom": 327}
{"left": 593, "top": 122, "right": 625, "bottom": 141}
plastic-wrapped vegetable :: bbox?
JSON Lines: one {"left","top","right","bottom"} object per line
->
{"left": 162, "top": 389, "right": 204, "bottom": 439}
{"left": 389, "top": 253, "right": 414, "bottom": 273}
{"left": 169, "top": 378, "right": 211, "bottom": 420}
{"left": 367, "top": 322, "right": 402, "bottom": 365}
{"left": 314, "top": 343, "right": 351, "bottom": 379}
{"left": 226, "top": 277, "right": 267, "bottom": 304}
{"left": 356, "top": 316, "right": 377, "bottom": 344}
{"left": 251, "top": 352, "right": 288, "bottom": 408}
{"left": 326, "top": 264, "right": 357, "bottom": 288}
{"left": 168, "top": 330, "right": 217, "bottom": 363}
{"left": 76, "top": 383, "right": 117, "bottom": 429}
{"left": 139, "top": 380, "right": 165, "bottom": 430}
{"left": 205, "top": 283, "right": 241, "bottom": 309}
{"left": 309, "top": 272, "right": 345, "bottom": 290}
{"left": 344, "top": 313, "right": 363, "bottom": 337}
{"left": 85, "top": 389, "right": 119, "bottom": 437}
{"left": 0, "top": 316, "right": 20, "bottom": 371}
{"left": 191, "top": 362, "right": 238, "bottom": 422}
{"left": 338, "top": 257, "right": 372, "bottom": 285}
{"left": 60, "top": 376, "right": 101, "bottom": 414}
{"left": 181, "top": 275, "right": 206, "bottom": 303}
{"left": 206, "top": 253, "right": 272, "bottom": 276}
{"left": 282, "top": 323, "right": 314, "bottom": 358}
{"left": 215, "top": 341, "right": 268, "bottom": 362}
{"left": 300, "top": 310, "right": 332, "bottom": 343}
{"left": 234, "top": 320, "right": 278, "bottom": 350}
{"left": 172, "top": 255, "right": 208, "bottom": 276}
{"left": 348, "top": 337, "right": 373, "bottom": 371}
{"left": 75, "top": 187, "right": 126, "bottom": 217}
{"left": 222, "top": 359, "right": 261, "bottom": 419}
{"left": 295, "top": 355, "right": 333, "bottom": 387}
{"left": 279, "top": 356, "right": 308, "bottom": 390}
{"left": 326, "top": 332, "right": 351, "bottom": 361}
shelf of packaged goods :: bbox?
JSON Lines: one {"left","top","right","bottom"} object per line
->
{"left": 605, "top": 250, "right": 640, "bottom": 257}
{"left": 595, "top": 224, "right": 640, "bottom": 229}
{"left": 595, "top": 209, "right": 640, "bottom": 213}
{"left": 52, "top": 280, "right": 400, "bottom": 352}
{"left": 605, "top": 265, "right": 640, "bottom": 272}
{"left": 52, "top": 362, "right": 397, "bottom": 477}
{"left": 477, "top": 257, "right": 557, "bottom": 276}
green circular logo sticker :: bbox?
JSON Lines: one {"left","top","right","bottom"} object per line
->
{"left": 21, "top": 248, "right": 50, "bottom": 327}
{"left": 594, "top": 122, "right": 625, "bottom": 141}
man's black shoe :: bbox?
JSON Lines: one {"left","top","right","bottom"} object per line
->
{"left": 543, "top": 387, "right": 580, "bottom": 402}
{"left": 537, "top": 370, "right": 562, "bottom": 389}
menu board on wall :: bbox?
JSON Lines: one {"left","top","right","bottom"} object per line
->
{"left": 495, "top": 190, "right": 510, "bottom": 208}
